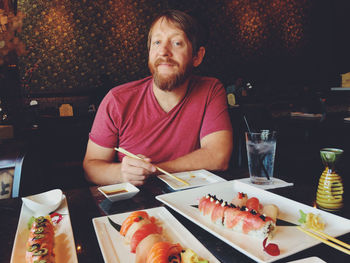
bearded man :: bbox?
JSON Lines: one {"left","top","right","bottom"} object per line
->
{"left": 83, "top": 10, "right": 233, "bottom": 186}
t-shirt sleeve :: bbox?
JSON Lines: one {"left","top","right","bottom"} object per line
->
{"left": 200, "top": 80, "right": 232, "bottom": 139}
{"left": 89, "top": 91, "right": 119, "bottom": 148}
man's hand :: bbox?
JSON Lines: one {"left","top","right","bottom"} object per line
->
{"left": 83, "top": 140, "right": 157, "bottom": 186}
{"left": 120, "top": 155, "right": 156, "bottom": 185}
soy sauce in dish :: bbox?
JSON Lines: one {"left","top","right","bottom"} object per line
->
{"left": 103, "top": 189, "right": 128, "bottom": 195}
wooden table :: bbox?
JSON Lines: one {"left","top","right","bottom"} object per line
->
{"left": 1, "top": 169, "right": 349, "bottom": 263}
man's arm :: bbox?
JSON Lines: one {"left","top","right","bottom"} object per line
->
{"left": 157, "top": 130, "right": 233, "bottom": 173}
{"left": 83, "top": 140, "right": 156, "bottom": 186}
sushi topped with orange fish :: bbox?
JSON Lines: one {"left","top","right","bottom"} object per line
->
{"left": 119, "top": 210, "right": 209, "bottom": 263}
{"left": 199, "top": 192, "right": 278, "bottom": 239}
{"left": 26, "top": 215, "right": 55, "bottom": 263}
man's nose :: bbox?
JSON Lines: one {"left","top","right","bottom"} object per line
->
{"left": 158, "top": 42, "right": 171, "bottom": 56}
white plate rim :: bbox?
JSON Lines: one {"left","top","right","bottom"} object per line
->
{"left": 155, "top": 180, "right": 350, "bottom": 263}
{"left": 10, "top": 194, "right": 78, "bottom": 263}
{"left": 286, "top": 256, "right": 327, "bottom": 263}
{"left": 92, "top": 206, "right": 220, "bottom": 263}
{"left": 157, "top": 169, "right": 227, "bottom": 190}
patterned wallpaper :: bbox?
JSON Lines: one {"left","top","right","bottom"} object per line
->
{"left": 17, "top": 0, "right": 314, "bottom": 97}
{"left": 17, "top": 0, "right": 168, "bottom": 95}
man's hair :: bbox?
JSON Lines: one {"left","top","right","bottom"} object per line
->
{"left": 147, "top": 9, "right": 206, "bottom": 55}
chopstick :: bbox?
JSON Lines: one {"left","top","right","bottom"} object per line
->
{"left": 114, "top": 147, "right": 189, "bottom": 186}
{"left": 297, "top": 226, "right": 350, "bottom": 255}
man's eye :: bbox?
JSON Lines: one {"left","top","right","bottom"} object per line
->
{"left": 153, "top": 40, "right": 160, "bottom": 45}
{"left": 173, "top": 41, "right": 182, "bottom": 46}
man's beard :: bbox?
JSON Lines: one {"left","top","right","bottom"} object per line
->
{"left": 149, "top": 58, "right": 193, "bottom": 91}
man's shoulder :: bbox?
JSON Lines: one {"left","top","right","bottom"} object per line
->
{"left": 109, "top": 76, "right": 152, "bottom": 96}
{"left": 191, "top": 75, "right": 222, "bottom": 86}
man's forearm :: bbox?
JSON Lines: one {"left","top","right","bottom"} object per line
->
{"left": 157, "top": 147, "right": 231, "bottom": 173}
{"left": 157, "top": 130, "right": 233, "bottom": 174}
{"left": 83, "top": 159, "right": 122, "bottom": 185}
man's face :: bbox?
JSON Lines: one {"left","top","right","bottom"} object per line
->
{"left": 148, "top": 18, "right": 194, "bottom": 91}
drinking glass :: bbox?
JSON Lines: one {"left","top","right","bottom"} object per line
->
{"left": 245, "top": 130, "right": 277, "bottom": 184}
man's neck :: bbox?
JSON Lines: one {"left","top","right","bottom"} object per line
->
{"left": 152, "top": 79, "right": 190, "bottom": 113}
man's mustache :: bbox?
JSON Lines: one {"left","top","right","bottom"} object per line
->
{"left": 154, "top": 58, "right": 179, "bottom": 67}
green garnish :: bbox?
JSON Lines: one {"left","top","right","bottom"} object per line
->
{"left": 27, "top": 216, "right": 35, "bottom": 230}
{"left": 27, "top": 243, "right": 40, "bottom": 252}
{"left": 32, "top": 234, "right": 45, "bottom": 240}
{"left": 33, "top": 248, "right": 48, "bottom": 256}
{"left": 34, "top": 226, "right": 45, "bottom": 234}
{"left": 35, "top": 216, "right": 46, "bottom": 224}
{"left": 298, "top": 209, "right": 307, "bottom": 224}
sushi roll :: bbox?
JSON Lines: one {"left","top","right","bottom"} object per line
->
{"left": 120, "top": 211, "right": 151, "bottom": 236}
{"left": 231, "top": 192, "right": 248, "bottom": 208}
{"left": 224, "top": 206, "right": 276, "bottom": 239}
{"left": 262, "top": 204, "right": 279, "bottom": 222}
{"left": 198, "top": 194, "right": 219, "bottom": 219}
{"left": 136, "top": 234, "right": 165, "bottom": 263}
{"left": 210, "top": 200, "right": 229, "bottom": 225}
{"left": 125, "top": 218, "right": 154, "bottom": 244}
{"left": 245, "top": 197, "right": 262, "bottom": 213}
{"left": 130, "top": 222, "right": 163, "bottom": 253}
{"left": 119, "top": 210, "right": 209, "bottom": 263}
{"left": 26, "top": 216, "right": 55, "bottom": 263}
{"left": 146, "top": 241, "right": 183, "bottom": 263}
{"left": 199, "top": 194, "right": 277, "bottom": 239}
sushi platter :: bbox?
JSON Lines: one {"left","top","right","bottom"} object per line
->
{"left": 156, "top": 180, "right": 350, "bottom": 263}
{"left": 10, "top": 194, "right": 78, "bottom": 263}
{"left": 93, "top": 206, "right": 220, "bottom": 263}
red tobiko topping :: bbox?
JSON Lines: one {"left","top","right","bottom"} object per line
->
{"left": 134, "top": 216, "right": 143, "bottom": 223}
{"left": 263, "top": 237, "right": 280, "bottom": 256}
{"left": 238, "top": 192, "right": 245, "bottom": 199}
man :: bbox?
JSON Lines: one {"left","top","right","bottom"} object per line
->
{"left": 83, "top": 10, "right": 233, "bottom": 186}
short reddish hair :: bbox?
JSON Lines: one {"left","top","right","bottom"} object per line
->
{"left": 147, "top": 9, "right": 206, "bottom": 55}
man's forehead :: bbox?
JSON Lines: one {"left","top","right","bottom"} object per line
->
{"left": 150, "top": 17, "right": 185, "bottom": 36}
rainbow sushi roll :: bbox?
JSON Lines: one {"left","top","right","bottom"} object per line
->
{"left": 231, "top": 192, "right": 248, "bottom": 207}
{"left": 199, "top": 194, "right": 277, "bottom": 239}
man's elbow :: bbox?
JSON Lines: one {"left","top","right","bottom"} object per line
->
{"left": 212, "top": 152, "right": 231, "bottom": 171}
{"left": 215, "top": 159, "right": 230, "bottom": 171}
{"left": 82, "top": 159, "right": 94, "bottom": 183}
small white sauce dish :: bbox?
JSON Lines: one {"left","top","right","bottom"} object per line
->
{"left": 98, "top": 182, "right": 139, "bottom": 202}
{"left": 22, "top": 189, "right": 64, "bottom": 216}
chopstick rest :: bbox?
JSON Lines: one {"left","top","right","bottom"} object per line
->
{"left": 114, "top": 147, "right": 189, "bottom": 186}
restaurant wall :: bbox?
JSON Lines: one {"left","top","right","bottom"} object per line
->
{"left": 15, "top": 0, "right": 350, "bottom": 108}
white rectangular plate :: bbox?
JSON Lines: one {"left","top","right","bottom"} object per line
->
{"left": 157, "top": 169, "right": 226, "bottom": 190}
{"left": 92, "top": 206, "right": 220, "bottom": 263}
{"left": 10, "top": 195, "right": 78, "bottom": 263}
{"left": 287, "top": 256, "right": 327, "bottom": 263}
{"left": 156, "top": 180, "right": 350, "bottom": 263}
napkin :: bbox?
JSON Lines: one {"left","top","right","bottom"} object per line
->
{"left": 237, "top": 177, "right": 293, "bottom": 190}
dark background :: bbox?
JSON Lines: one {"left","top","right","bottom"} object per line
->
{"left": 3, "top": 0, "right": 349, "bottom": 103}
{"left": 1, "top": 0, "right": 350, "bottom": 193}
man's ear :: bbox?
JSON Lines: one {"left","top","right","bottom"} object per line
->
{"left": 192, "top": 46, "right": 205, "bottom": 67}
